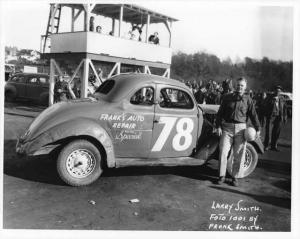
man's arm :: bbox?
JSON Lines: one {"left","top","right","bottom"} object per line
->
{"left": 248, "top": 98, "right": 261, "bottom": 131}
{"left": 281, "top": 97, "right": 288, "bottom": 123}
{"left": 216, "top": 98, "right": 225, "bottom": 129}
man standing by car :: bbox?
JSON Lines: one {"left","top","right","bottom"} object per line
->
{"left": 54, "top": 76, "right": 68, "bottom": 103}
{"left": 216, "top": 77, "right": 260, "bottom": 187}
{"left": 263, "top": 85, "right": 287, "bottom": 152}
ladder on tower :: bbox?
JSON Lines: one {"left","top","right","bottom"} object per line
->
{"left": 42, "top": 4, "right": 62, "bottom": 54}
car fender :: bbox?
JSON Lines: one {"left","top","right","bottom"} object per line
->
{"left": 249, "top": 136, "right": 264, "bottom": 154}
{"left": 27, "top": 118, "right": 116, "bottom": 167}
{"left": 5, "top": 84, "right": 17, "bottom": 95}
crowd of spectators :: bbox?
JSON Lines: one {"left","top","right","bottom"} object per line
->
{"left": 184, "top": 78, "right": 290, "bottom": 127}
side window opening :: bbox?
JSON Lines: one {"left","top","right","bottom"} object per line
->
{"left": 29, "top": 77, "right": 39, "bottom": 84}
{"left": 11, "top": 76, "right": 25, "bottom": 83}
{"left": 159, "top": 88, "right": 194, "bottom": 109}
{"left": 39, "top": 77, "right": 48, "bottom": 84}
{"left": 130, "top": 87, "right": 154, "bottom": 106}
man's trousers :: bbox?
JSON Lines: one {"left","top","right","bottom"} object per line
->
{"left": 219, "top": 122, "right": 247, "bottom": 178}
{"left": 264, "top": 115, "right": 282, "bottom": 148}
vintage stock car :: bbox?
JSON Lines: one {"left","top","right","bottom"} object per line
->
{"left": 16, "top": 73, "right": 264, "bottom": 186}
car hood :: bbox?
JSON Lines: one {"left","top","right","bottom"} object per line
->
{"left": 25, "top": 98, "right": 110, "bottom": 141}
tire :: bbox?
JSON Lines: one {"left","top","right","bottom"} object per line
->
{"left": 57, "top": 139, "right": 103, "bottom": 186}
{"left": 227, "top": 143, "right": 258, "bottom": 178}
{"left": 5, "top": 90, "right": 16, "bottom": 102}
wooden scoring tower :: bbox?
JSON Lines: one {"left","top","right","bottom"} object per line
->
{"left": 41, "top": 3, "right": 178, "bottom": 105}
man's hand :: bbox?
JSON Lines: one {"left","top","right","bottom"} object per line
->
{"left": 256, "top": 130, "right": 260, "bottom": 138}
{"left": 217, "top": 127, "right": 222, "bottom": 137}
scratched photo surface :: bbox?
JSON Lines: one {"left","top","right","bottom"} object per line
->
{"left": 1, "top": 0, "right": 293, "bottom": 234}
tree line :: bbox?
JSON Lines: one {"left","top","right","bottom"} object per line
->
{"left": 170, "top": 51, "right": 293, "bottom": 92}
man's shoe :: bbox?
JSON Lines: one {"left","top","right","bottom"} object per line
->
{"left": 231, "top": 178, "right": 239, "bottom": 187}
{"left": 217, "top": 176, "right": 225, "bottom": 185}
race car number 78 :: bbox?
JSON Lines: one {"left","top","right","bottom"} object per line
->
{"left": 151, "top": 117, "right": 194, "bottom": 152}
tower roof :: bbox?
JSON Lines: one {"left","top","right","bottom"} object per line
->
{"left": 61, "top": 3, "right": 178, "bottom": 24}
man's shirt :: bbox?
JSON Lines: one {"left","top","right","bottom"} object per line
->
{"left": 216, "top": 92, "right": 260, "bottom": 131}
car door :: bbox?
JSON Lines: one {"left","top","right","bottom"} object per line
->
{"left": 26, "top": 76, "right": 42, "bottom": 100}
{"left": 149, "top": 85, "right": 199, "bottom": 158}
{"left": 39, "top": 75, "right": 49, "bottom": 95}
{"left": 111, "top": 85, "right": 155, "bottom": 158}
{"left": 10, "top": 75, "right": 27, "bottom": 98}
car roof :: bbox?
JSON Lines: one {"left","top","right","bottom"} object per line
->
{"left": 111, "top": 73, "right": 186, "bottom": 87}
{"left": 103, "top": 73, "right": 189, "bottom": 102}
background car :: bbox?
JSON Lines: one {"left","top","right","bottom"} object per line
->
{"left": 5, "top": 73, "right": 49, "bottom": 105}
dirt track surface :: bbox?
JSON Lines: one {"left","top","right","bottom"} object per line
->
{"left": 3, "top": 103, "right": 292, "bottom": 231}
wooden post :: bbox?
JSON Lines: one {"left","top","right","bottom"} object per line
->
{"left": 71, "top": 7, "right": 75, "bottom": 32}
{"left": 88, "top": 59, "right": 102, "bottom": 84}
{"left": 169, "top": 21, "right": 172, "bottom": 48}
{"left": 83, "top": 4, "right": 90, "bottom": 32}
{"left": 50, "top": 4, "right": 56, "bottom": 33}
{"left": 49, "top": 59, "right": 55, "bottom": 105}
{"left": 146, "top": 14, "right": 150, "bottom": 43}
{"left": 163, "top": 20, "right": 172, "bottom": 47}
{"left": 81, "top": 59, "right": 89, "bottom": 98}
{"left": 117, "top": 62, "right": 121, "bottom": 75}
{"left": 112, "top": 18, "right": 115, "bottom": 35}
{"left": 119, "top": 5, "right": 123, "bottom": 37}
{"left": 163, "top": 68, "right": 170, "bottom": 78}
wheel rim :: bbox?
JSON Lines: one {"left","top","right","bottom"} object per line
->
{"left": 66, "top": 149, "right": 96, "bottom": 178}
{"left": 243, "top": 149, "right": 252, "bottom": 170}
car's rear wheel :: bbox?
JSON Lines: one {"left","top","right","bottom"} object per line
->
{"left": 57, "top": 139, "right": 103, "bottom": 186}
{"left": 5, "top": 90, "right": 16, "bottom": 102}
{"left": 227, "top": 143, "right": 258, "bottom": 178}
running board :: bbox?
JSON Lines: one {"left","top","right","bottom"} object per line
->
{"left": 115, "top": 157, "right": 206, "bottom": 168}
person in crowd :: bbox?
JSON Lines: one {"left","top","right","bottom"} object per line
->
{"left": 126, "top": 30, "right": 135, "bottom": 40}
{"left": 263, "top": 85, "right": 287, "bottom": 151}
{"left": 138, "top": 28, "right": 143, "bottom": 41}
{"left": 131, "top": 24, "right": 143, "bottom": 41}
{"left": 96, "top": 26, "right": 102, "bottom": 33}
{"left": 194, "top": 85, "right": 206, "bottom": 104}
{"left": 97, "top": 67, "right": 103, "bottom": 81}
{"left": 216, "top": 77, "right": 260, "bottom": 187}
{"left": 89, "top": 16, "right": 95, "bottom": 32}
{"left": 249, "top": 90, "right": 254, "bottom": 99}
{"left": 256, "top": 92, "right": 267, "bottom": 127}
{"left": 148, "top": 32, "right": 159, "bottom": 44}
{"left": 205, "top": 81, "right": 221, "bottom": 105}
{"left": 221, "top": 78, "right": 233, "bottom": 95}
{"left": 54, "top": 76, "right": 68, "bottom": 103}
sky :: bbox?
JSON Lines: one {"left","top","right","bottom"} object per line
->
{"left": 1, "top": 0, "right": 294, "bottom": 62}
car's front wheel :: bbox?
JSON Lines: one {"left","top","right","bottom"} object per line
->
{"left": 57, "top": 139, "right": 103, "bottom": 186}
{"left": 227, "top": 143, "right": 258, "bottom": 178}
